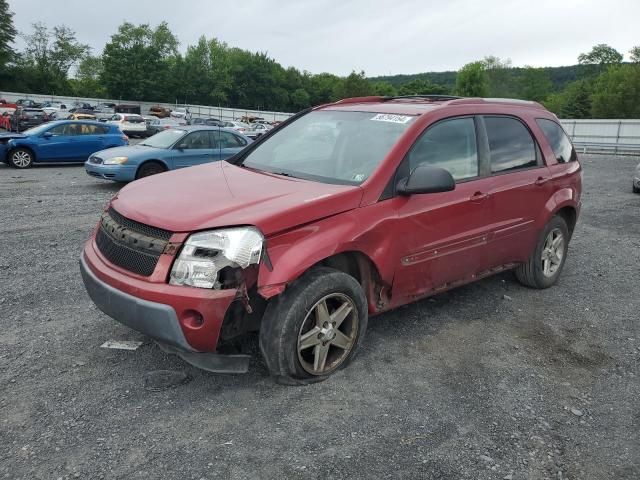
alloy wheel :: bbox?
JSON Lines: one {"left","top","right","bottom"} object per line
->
{"left": 11, "top": 150, "right": 32, "bottom": 168}
{"left": 541, "top": 228, "right": 565, "bottom": 277}
{"left": 297, "top": 293, "right": 358, "bottom": 375}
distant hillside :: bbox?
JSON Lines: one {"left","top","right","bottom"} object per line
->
{"left": 369, "top": 64, "right": 604, "bottom": 92}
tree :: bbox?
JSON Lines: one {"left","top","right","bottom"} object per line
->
{"left": 630, "top": 46, "right": 640, "bottom": 63}
{"left": 19, "top": 23, "right": 90, "bottom": 94}
{"left": 101, "top": 22, "right": 179, "bottom": 101}
{"left": 578, "top": 44, "right": 623, "bottom": 65}
{"left": 290, "top": 88, "right": 311, "bottom": 110}
{"left": 544, "top": 80, "right": 592, "bottom": 119}
{"left": 455, "top": 61, "right": 489, "bottom": 97}
{"left": 70, "top": 55, "right": 106, "bottom": 97}
{"left": 371, "top": 81, "right": 397, "bottom": 96}
{"left": 333, "top": 71, "right": 372, "bottom": 99}
{"left": 0, "top": 0, "right": 17, "bottom": 78}
{"left": 591, "top": 64, "right": 640, "bottom": 118}
{"left": 518, "top": 67, "right": 553, "bottom": 102}
{"left": 397, "top": 79, "right": 447, "bottom": 96}
{"left": 483, "top": 56, "right": 514, "bottom": 97}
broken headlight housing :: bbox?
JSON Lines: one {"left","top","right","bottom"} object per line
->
{"left": 169, "top": 227, "right": 263, "bottom": 289}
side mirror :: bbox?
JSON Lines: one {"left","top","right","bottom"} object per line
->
{"left": 42, "top": 131, "right": 53, "bottom": 139}
{"left": 397, "top": 165, "right": 455, "bottom": 195}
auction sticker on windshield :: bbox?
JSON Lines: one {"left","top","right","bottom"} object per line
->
{"left": 370, "top": 113, "right": 414, "bottom": 124}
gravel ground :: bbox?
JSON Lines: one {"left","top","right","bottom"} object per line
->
{"left": 0, "top": 155, "right": 638, "bottom": 480}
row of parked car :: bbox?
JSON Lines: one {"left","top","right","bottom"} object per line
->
{"left": 0, "top": 117, "right": 254, "bottom": 182}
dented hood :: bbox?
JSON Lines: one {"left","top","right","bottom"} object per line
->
{"left": 111, "top": 161, "right": 363, "bottom": 235}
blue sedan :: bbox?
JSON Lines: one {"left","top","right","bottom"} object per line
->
{"left": 84, "top": 126, "right": 252, "bottom": 182}
{"left": 0, "top": 120, "right": 128, "bottom": 168}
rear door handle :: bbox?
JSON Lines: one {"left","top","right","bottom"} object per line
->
{"left": 470, "top": 191, "right": 490, "bottom": 202}
{"left": 535, "top": 176, "right": 550, "bottom": 186}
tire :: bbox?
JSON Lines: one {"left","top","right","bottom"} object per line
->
{"left": 8, "top": 148, "right": 34, "bottom": 168}
{"left": 135, "top": 161, "right": 166, "bottom": 179}
{"left": 515, "top": 216, "right": 570, "bottom": 289}
{"left": 633, "top": 184, "right": 640, "bottom": 194}
{"left": 259, "top": 267, "right": 368, "bottom": 385}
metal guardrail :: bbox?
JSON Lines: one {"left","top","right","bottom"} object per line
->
{"left": 561, "top": 119, "right": 640, "bottom": 155}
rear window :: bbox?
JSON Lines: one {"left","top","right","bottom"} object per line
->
{"left": 484, "top": 116, "right": 537, "bottom": 173}
{"left": 536, "top": 118, "right": 576, "bottom": 163}
{"left": 22, "top": 110, "right": 44, "bottom": 118}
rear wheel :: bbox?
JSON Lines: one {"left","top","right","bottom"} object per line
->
{"left": 515, "top": 216, "right": 569, "bottom": 289}
{"left": 135, "top": 161, "right": 166, "bottom": 179}
{"left": 259, "top": 267, "right": 368, "bottom": 385}
{"left": 8, "top": 148, "right": 34, "bottom": 168}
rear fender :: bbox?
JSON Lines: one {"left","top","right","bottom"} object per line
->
{"left": 537, "top": 186, "right": 579, "bottom": 229}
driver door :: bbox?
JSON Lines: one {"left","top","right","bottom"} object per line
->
{"left": 37, "top": 123, "right": 78, "bottom": 160}
{"left": 390, "top": 116, "right": 494, "bottom": 301}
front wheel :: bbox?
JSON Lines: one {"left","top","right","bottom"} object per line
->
{"left": 515, "top": 216, "right": 569, "bottom": 289}
{"left": 135, "top": 161, "right": 166, "bottom": 179}
{"left": 259, "top": 267, "right": 368, "bottom": 385}
{"left": 8, "top": 148, "right": 34, "bottom": 168}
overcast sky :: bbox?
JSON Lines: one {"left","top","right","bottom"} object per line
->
{"left": 8, "top": 0, "right": 640, "bottom": 77}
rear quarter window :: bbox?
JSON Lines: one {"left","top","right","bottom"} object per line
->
{"left": 536, "top": 118, "right": 577, "bottom": 163}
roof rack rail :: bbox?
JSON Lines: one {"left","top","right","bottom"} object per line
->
{"left": 333, "top": 96, "right": 386, "bottom": 105}
{"left": 383, "top": 95, "right": 463, "bottom": 102}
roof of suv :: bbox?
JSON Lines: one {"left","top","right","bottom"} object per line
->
{"left": 321, "top": 95, "right": 547, "bottom": 115}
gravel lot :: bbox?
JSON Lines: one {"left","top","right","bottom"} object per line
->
{"left": 0, "top": 155, "right": 638, "bottom": 480}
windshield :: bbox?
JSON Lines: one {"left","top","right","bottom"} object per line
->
{"left": 140, "top": 129, "right": 186, "bottom": 148}
{"left": 23, "top": 123, "right": 53, "bottom": 136}
{"left": 241, "top": 110, "right": 414, "bottom": 185}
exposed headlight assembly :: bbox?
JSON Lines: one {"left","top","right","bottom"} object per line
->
{"left": 103, "top": 156, "right": 128, "bottom": 165}
{"left": 169, "top": 227, "right": 263, "bottom": 289}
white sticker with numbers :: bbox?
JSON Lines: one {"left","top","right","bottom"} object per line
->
{"left": 370, "top": 114, "right": 413, "bottom": 124}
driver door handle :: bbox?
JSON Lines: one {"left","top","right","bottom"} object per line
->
{"left": 535, "top": 176, "right": 550, "bottom": 186}
{"left": 470, "top": 191, "right": 490, "bottom": 202}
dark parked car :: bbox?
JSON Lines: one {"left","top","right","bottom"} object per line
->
{"left": 15, "top": 99, "right": 42, "bottom": 108}
{"left": 115, "top": 104, "right": 142, "bottom": 115}
{"left": 80, "top": 95, "right": 582, "bottom": 384}
{"left": 10, "top": 108, "right": 49, "bottom": 132}
{"left": 1, "top": 120, "right": 128, "bottom": 168}
{"left": 145, "top": 117, "right": 182, "bottom": 136}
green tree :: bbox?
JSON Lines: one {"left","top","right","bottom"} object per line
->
{"left": 629, "top": 46, "right": 640, "bottom": 63}
{"left": 0, "top": 0, "right": 17, "bottom": 80}
{"left": 101, "top": 22, "right": 179, "bottom": 101}
{"left": 308, "top": 72, "right": 342, "bottom": 105}
{"left": 70, "top": 55, "right": 106, "bottom": 97}
{"left": 397, "top": 78, "right": 448, "bottom": 96}
{"left": 333, "top": 70, "right": 372, "bottom": 99}
{"left": 518, "top": 66, "right": 553, "bottom": 102}
{"left": 483, "top": 56, "right": 514, "bottom": 97}
{"left": 371, "top": 81, "right": 397, "bottom": 96}
{"left": 455, "top": 61, "right": 489, "bottom": 97}
{"left": 591, "top": 64, "right": 640, "bottom": 118}
{"left": 290, "top": 88, "right": 311, "bottom": 110}
{"left": 578, "top": 44, "right": 623, "bottom": 65}
{"left": 544, "top": 80, "right": 592, "bottom": 119}
{"left": 19, "top": 23, "right": 89, "bottom": 94}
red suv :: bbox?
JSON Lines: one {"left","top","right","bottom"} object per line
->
{"left": 80, "top": 95, "right": 581, "bottom": 384}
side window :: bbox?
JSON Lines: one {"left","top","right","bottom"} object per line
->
{"left": 408, "top": 117, "right": 479, "bottom": 181}
{"left": 79, "top": 124, "right": 98, "bottom": 135}
{"left": 484, "top": 116, "right": 537, "bottom": 173}
{"left": 48, "top": 125, "right": 68, "bottom": 135}
{"left": 181, "top": 131, "right": 211, "bottom": 149}
{"left": 536, "top": 118, "right": 576, "bottom": 163}
{"left": 96, "top": 125, "right": 109, "bottom": 134}
{"left": 219, "top": 131, "right": 244, "bottom": 148}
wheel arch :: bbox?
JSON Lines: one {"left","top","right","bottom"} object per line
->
{"left": 8, "top": 144, "right": 37, "bottom": 162}
{"left": 135, "top": 159, "right": 168, "bottom": 177}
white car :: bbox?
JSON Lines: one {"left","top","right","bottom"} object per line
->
{"left": 223, "top": 121, "right": 250, "bottom": 134}
{"left": 245, "top": 122, "right": 273, "bottom": 139}
{"left": 41, "top": 101, "right": 69, "bottom": 116}
{"left": 170, "top": 107, "right": 191, "bottom": 124}
{"left": 107, "top": 113, "right": 147, "bottom": 137}
{"left": 633, "top": 162, "right": 640, "bottom": 194}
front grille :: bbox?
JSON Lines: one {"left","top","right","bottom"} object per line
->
{"left": 95, "top": 208, "right": 173, "bottom": 276}
{"left": 107, "top": 207, "right": 172, "bottom": 241}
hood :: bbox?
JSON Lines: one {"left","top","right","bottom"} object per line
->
{"left": 111, "top": 162, "right": 363, "bottom": 236}
{"left": 94, "top": 144, "right": 163, "bottom": 159}
{"left": 0, "top": 133, "right": 27, "bottom": 142}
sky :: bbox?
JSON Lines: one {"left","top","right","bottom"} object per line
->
{"left": 8, "top": 0, "right": 640, "bottom": 77}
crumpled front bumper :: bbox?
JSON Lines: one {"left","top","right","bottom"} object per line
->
{"left": 80, "top": 247, "right": 250, "bottom": 373}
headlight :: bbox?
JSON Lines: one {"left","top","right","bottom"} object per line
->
{"left": 103, "top": 156, "right": 128, "bottom": 165}
{"left": 169, "top": 227, "right": 263, "bottom": 289}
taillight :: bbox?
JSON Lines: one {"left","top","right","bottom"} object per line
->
{"left": 122, "top": 135, "right": 129, "bottom": 142}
